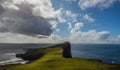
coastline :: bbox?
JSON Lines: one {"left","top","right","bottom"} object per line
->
{"left": 0, "top": 53, "right": 28, "bottom": 66}
{"left": 1, "top": 42, "right": 120, "bottom": 70}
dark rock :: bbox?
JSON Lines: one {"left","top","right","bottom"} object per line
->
{"left": 16, "top": 42, "right": 72, "bottom": 61}
{"left": 16, "top": 49, "right": 45, "bottom": 61}
{"left": 62, "top": 42, "right": 72, "bottom": 58}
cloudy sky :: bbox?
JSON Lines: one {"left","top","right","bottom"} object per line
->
{"left": 0, "top": 0, "right": 120, "bottom": 43}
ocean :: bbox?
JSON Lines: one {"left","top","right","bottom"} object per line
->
{"left": 72, "top": 44, "right": 120, "bottom": 64}
{"left": 0, "top": 43, "right": 120, "bottom": 65}
{"left": 0, "top": 43, "right": 50, "bottom": 65}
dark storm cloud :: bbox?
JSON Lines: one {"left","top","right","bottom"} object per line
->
{"left": 0, "top": 5, "right": 4, "bottom": 14}
{"left": 0, "top": 0, "right": 54, "bottom": 37}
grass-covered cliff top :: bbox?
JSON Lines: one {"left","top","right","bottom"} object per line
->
{"left": 0, "top": 42, "right": 120, "bottom": 70}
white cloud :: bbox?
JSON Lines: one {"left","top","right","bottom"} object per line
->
{"left": 69, "top": 22, "right": 110, "bottom": 43}
{"left": 70, "top": 30, "right": 110, "bottom": 43}
{"left": 56, "top": 29, "right": 60, "bottom": 32}
{"left": 0, "top": 33, "right": 65, "bottom": 43}
{"left": 105, "top": 34, "right": 120, "bottom": 43}
{"left": 70, "top": 22, "right": 84, "bottom": 33}
{"left": 0, "top": 0, "right": 119, "bottom": 43}
{"left": 58, "top": 10, "right": 79, "bottom": 23}
{"left": 65, "top": 0, "right": 77, "bottom": 3}
{"left": 80, "top": 30, "right": 110, "bottom": 42}
{"left": 58, "top": 17, "right": 67, "bottom": 23}
{"left": 114, "top": 35, "right": 120, "bottom": 42}
{"left": 55, "top": 9, "right": 80, "bottom": 32}
{"left": 118, "top": 35, "right": 120, "bottom": 38}
{"left": 83, "top": 14, "right": 95, "bottom": 23}
{"left": 49, "top": 34, "right": 69, "bottom": 43}
{"left": 0, "top": 33, "right": 42, "bottom": 43}
{"left": 50, "top": 21, "right": 58, "bottom": 29}
{"left": 52, "top": 8, "right": 67, "bottom": 23}
{"left": 78, "top": 0, "right": 118, "bottom": 10}
{"left": 0, "top": 0, "right": 63, "bottom": 37}
{"left": 67, "top": 22, "right": 72, "bottom": 30}
{"left": 65, "top": 10, "right": 79, "bottom": 18}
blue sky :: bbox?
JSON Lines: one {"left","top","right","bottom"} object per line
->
{"left": 0, "top": 0, "right": 120, "bottom": 43}
{"left": 50, "top": 0, "right": 120, "bottom": 43}
{"left": 52, "top": 0, "right": 120, "bottom": 37}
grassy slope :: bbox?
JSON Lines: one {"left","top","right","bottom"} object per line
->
{"left": 0, "top": 44, "right": 120, "bottom": 70}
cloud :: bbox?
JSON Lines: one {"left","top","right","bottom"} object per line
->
{"left": 56, "top": 10, "right": 79, "bottom": 24}
{"left": 0, "top": 0, "right": 61, "bottom": 37}
{"left": 83, "top": 14, "right": 95, "bottom": 23}
{"left": 69, "top": 22, "right": 110, "bottom": 43}
{"left": 80, "top": 30, "right": 110, "bottom": 42}
{"left": 78, "top": 0, "right": 118, "bottom": 10}
{"left": 0, "top": 33, "right": 64, "bottom": 43}
{"left": 70, "top": 30, "right": 110, "bottom": 43}
{"left": 67, "top": 22, "right": 72, "bottom": 30}
{"left": 117, "top": 35, "right": 120, "bottom": 39}
{"left": 70, "top": 22, "right": 84, "bottom": 33}
{"left": 65, "top": 10, "right": 79, "bottom": 18}
{"left": 65, "top": 0, "right": 77, "bottom": 3}
{"left": 54, "top": 9, "right": 80, "bottom": 34}
{"left": 65, "top": 10, "right": 79, "bottom": 22}
{"left": 97, "top": 31, "right": 110, "bottom": 40}
{"left": 0, "top": 5, "right": 4, "bottom": 14}
{"left": 56, "top": 9, "right": 79, "bottom": 24}
{"left": 114, "top": 35, "right": 120, "bottom": 42}
{"left": 56, "top": 29, "right": 60, "bottom": 32}
{"left": 55, "top": 8, "right": 67, "bottom": 23}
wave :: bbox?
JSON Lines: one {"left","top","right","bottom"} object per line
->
{"left": 0, "top": 53, "right": 28, "bottom": 66}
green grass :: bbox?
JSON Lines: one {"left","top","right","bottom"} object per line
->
{"left": 0, "top": 44, "right": 120, "bottom": 70}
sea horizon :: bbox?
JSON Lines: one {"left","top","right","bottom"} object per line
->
{"left": 0, "top": 43, "right": 120, "bottom": 65}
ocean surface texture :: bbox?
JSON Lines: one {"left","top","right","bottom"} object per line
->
{"left": 0, "top": 43, "right": 120, "bottom": 65}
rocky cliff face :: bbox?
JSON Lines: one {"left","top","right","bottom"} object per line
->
{"left": 16, "top": 42, "right": 72, "bottom": 61}
{"left": 62, "top": 42, "right": 72, "bottom": 58}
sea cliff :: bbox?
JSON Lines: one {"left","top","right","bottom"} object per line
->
{"left": 1, "top": 42, "right": 120, "bottom": 70}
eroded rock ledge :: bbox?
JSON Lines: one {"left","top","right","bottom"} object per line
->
{"left": 16, "top": 42, "right": 72, "bottom": 61}
{"left": 62, "top": 42, "right": 72, "bottom": 58}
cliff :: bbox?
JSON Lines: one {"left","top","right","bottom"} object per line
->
{"left": 62, "top": 42, "right": 72, "bottom": 58}
{"left": 16, "top": 42, "right": 72, "bottom": 61}
{"left": 1, "top": 42, "right": 120, "bottom": 70}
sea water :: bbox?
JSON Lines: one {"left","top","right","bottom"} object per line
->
{"left": 0, "top": 43, "right": 120, "bottom": 65}
{"left": 0, "top": 43, "right": 50, "bottom": 65}
{"left": 72, "top": 44, "right": 120, "bottom": 64}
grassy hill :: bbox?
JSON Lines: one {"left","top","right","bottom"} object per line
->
{"left": 0, "top": 42, "right": 120, "bottom": 70}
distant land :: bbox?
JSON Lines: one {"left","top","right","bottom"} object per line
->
{"left": 0, "top": 42, "right": 120, "bottom": 70}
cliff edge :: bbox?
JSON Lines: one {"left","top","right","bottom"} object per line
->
{"left": 16, "top": 42, "right": 72, "bottom": 61}
{"left": 62, "top": 42, "right": 72, "bottom": 58}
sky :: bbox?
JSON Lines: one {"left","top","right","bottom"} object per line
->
{"left": 0, "top": 0, "right": 120, "bottom": 43}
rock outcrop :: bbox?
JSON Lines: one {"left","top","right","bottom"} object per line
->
{"left": 16, "top": 42, "right": 72, "bottom": 61}
{"left": 62, "top": 42, "right": 72, "bottom": 58}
